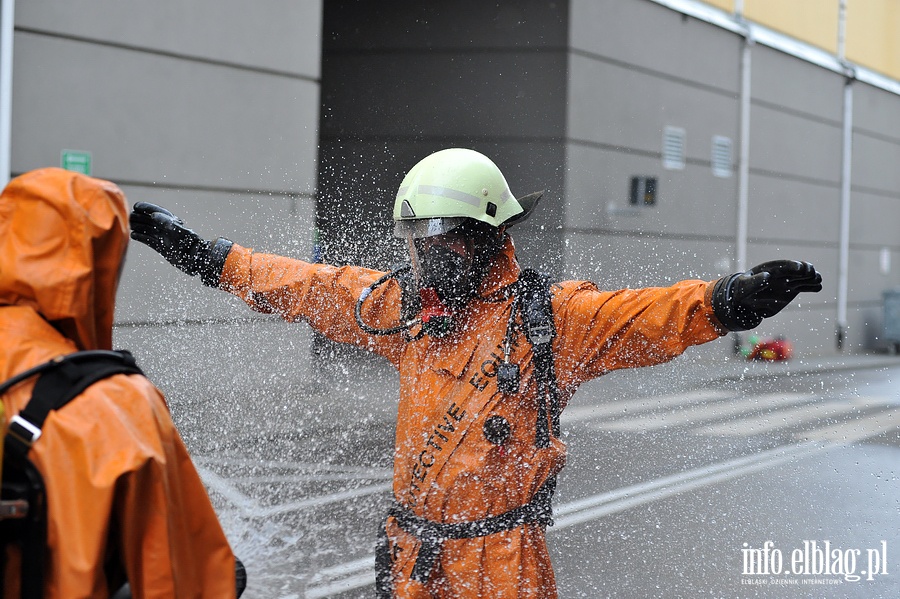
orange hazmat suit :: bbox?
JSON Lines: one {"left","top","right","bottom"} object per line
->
{"left": 218, "top": 235, "right": 726, "bottom": 597}
{"left": 0, "top": 168, "right": 237, "bottom": 598}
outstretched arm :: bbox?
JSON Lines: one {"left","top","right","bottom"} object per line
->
{"left": 129, "top": 202, "right": 405, "bottom": 364}
{"left": 553, "top": 260, "right": 822, "bottom": 391}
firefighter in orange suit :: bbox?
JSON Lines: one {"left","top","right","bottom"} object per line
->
{"left": 0, "top": 168, "right": 242, "bottom": 598}
{"left": 130, "top": 148, "right": 822, "bottom": 598}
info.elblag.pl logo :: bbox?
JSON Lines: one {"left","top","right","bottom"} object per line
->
{"left": 741, "top": 540, "right": 889, "bottom": 585}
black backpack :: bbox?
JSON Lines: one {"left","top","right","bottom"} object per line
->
{"left": 0, "top": 350, "right": 143, "bottom": 599}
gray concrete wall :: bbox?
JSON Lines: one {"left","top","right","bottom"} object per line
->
{"left": 563, "top": 0, "right": 900, "bottom": 357}
{"left": 10, "top": 1, "right": 322, "bottom": 435}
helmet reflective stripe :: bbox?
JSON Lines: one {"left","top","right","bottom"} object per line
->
{"left": 417, "top": 185, "right": 485, "bottom": 208}
{"left": 392, "top": 148, "right": 524, "bottom": 237}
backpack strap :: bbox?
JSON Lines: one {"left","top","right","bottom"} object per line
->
{"left": 1, "top": 350, "right": 143, "bottom": 599}
{"left": 516, "top": 268, "right": 561, "bottom": 543}
{"left": 516, "top": 269, "right": 560, "bottom": 448}
{"left": 5, "top": 351, "right": 143, "bottom": 462}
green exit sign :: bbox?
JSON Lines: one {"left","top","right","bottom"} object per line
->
{"left": 61, "top": 150, "right": 92, "bottom": 175}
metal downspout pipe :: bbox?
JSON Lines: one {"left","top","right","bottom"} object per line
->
{"left": 736, "top": 38, "right": 751, "bottom": 276}
{"left": 836, "top": 77, "right": 854, "bottom": 351}
{"left": 733, "top": 25, "right": 753, "bottom": 354}
{"left": 0, "top": 0, "right": 13, "bottom": 189}
{"left": 836, "top": 0, "right": 852, "bottom": 351}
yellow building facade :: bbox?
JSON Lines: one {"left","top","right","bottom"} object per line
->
{"left": 701, "top": 0, "right": 900, "bottom": 80}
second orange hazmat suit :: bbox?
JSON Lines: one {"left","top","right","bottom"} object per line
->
{"left": 0, "top": 169, "right": 238, "bottom": 598}
{"left": 216, "top": 232, "right": 727, "bottom": 597}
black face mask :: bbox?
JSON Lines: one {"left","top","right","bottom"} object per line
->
{"left": 418, "top": 244, "right": 473, "bottom": 310}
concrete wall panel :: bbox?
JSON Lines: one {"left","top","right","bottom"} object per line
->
{"left": 852, "top": 133, "right": 900, "bottom": 195}
{"left": 11, "top": 32, "right": 318, "bottom": 192}
{"left": 841, "top": 244, "right": 900, "bottom": 350}
{"left": 854, "top": 82, "right": 900, "bottom": 141}
{"left": 569, "top": 0, "right": 740, "bottom": 93}
{"left": 751, "top": 45, "right": 843, "bottom": 122}
{"left": 565, "top": 144, "right": 736, "bottom": 238}
{"left": 749, "top": 103, "right": 842, "bottom": 183}
{"left": 849, "top": 190, "right": 900, "bottom": 247}
{"left": 746, "top": 174, "right": 840, "bottom": 244}
{"left": 568, "top": 54, "right": 738, "bottom": 156}
{"left": 321, "top": 51, "right": 567, "bottom": 139}
{"left": 323, "top": 0, "right": 568, "bottom": 50}
{"left": 845, "top": 247, "right": 900, "bottom": 304}
{"left": 16, "top": 0, "right": 322, "bottom": 78}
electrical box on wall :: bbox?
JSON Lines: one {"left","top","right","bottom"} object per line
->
{"left": 629, "top": 176, "right": 657, "bottom": 206}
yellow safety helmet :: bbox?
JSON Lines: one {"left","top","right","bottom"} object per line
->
{"left": 393, "top": 148, "right": 542, "bottom": 239}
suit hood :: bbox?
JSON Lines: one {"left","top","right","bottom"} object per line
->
{"left": 0, "top": 168, "right": 129, "bottom": 350}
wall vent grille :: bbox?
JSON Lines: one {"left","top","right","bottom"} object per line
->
{"left": 663, "top": 126, "right": 686, "bottom": 170}
{"left": 712, "top": 135, "right": 733, "bottom": 178}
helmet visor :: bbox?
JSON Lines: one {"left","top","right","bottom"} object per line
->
{"left": 393, "top": 217, "right": 467, "bottom": 240}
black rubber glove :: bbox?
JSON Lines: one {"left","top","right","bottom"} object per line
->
{"left": 129, "top": 202, "right": 233, "bottom": 287}
{"left": 711, "top": 260, "right": 823, "bottom": 331}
